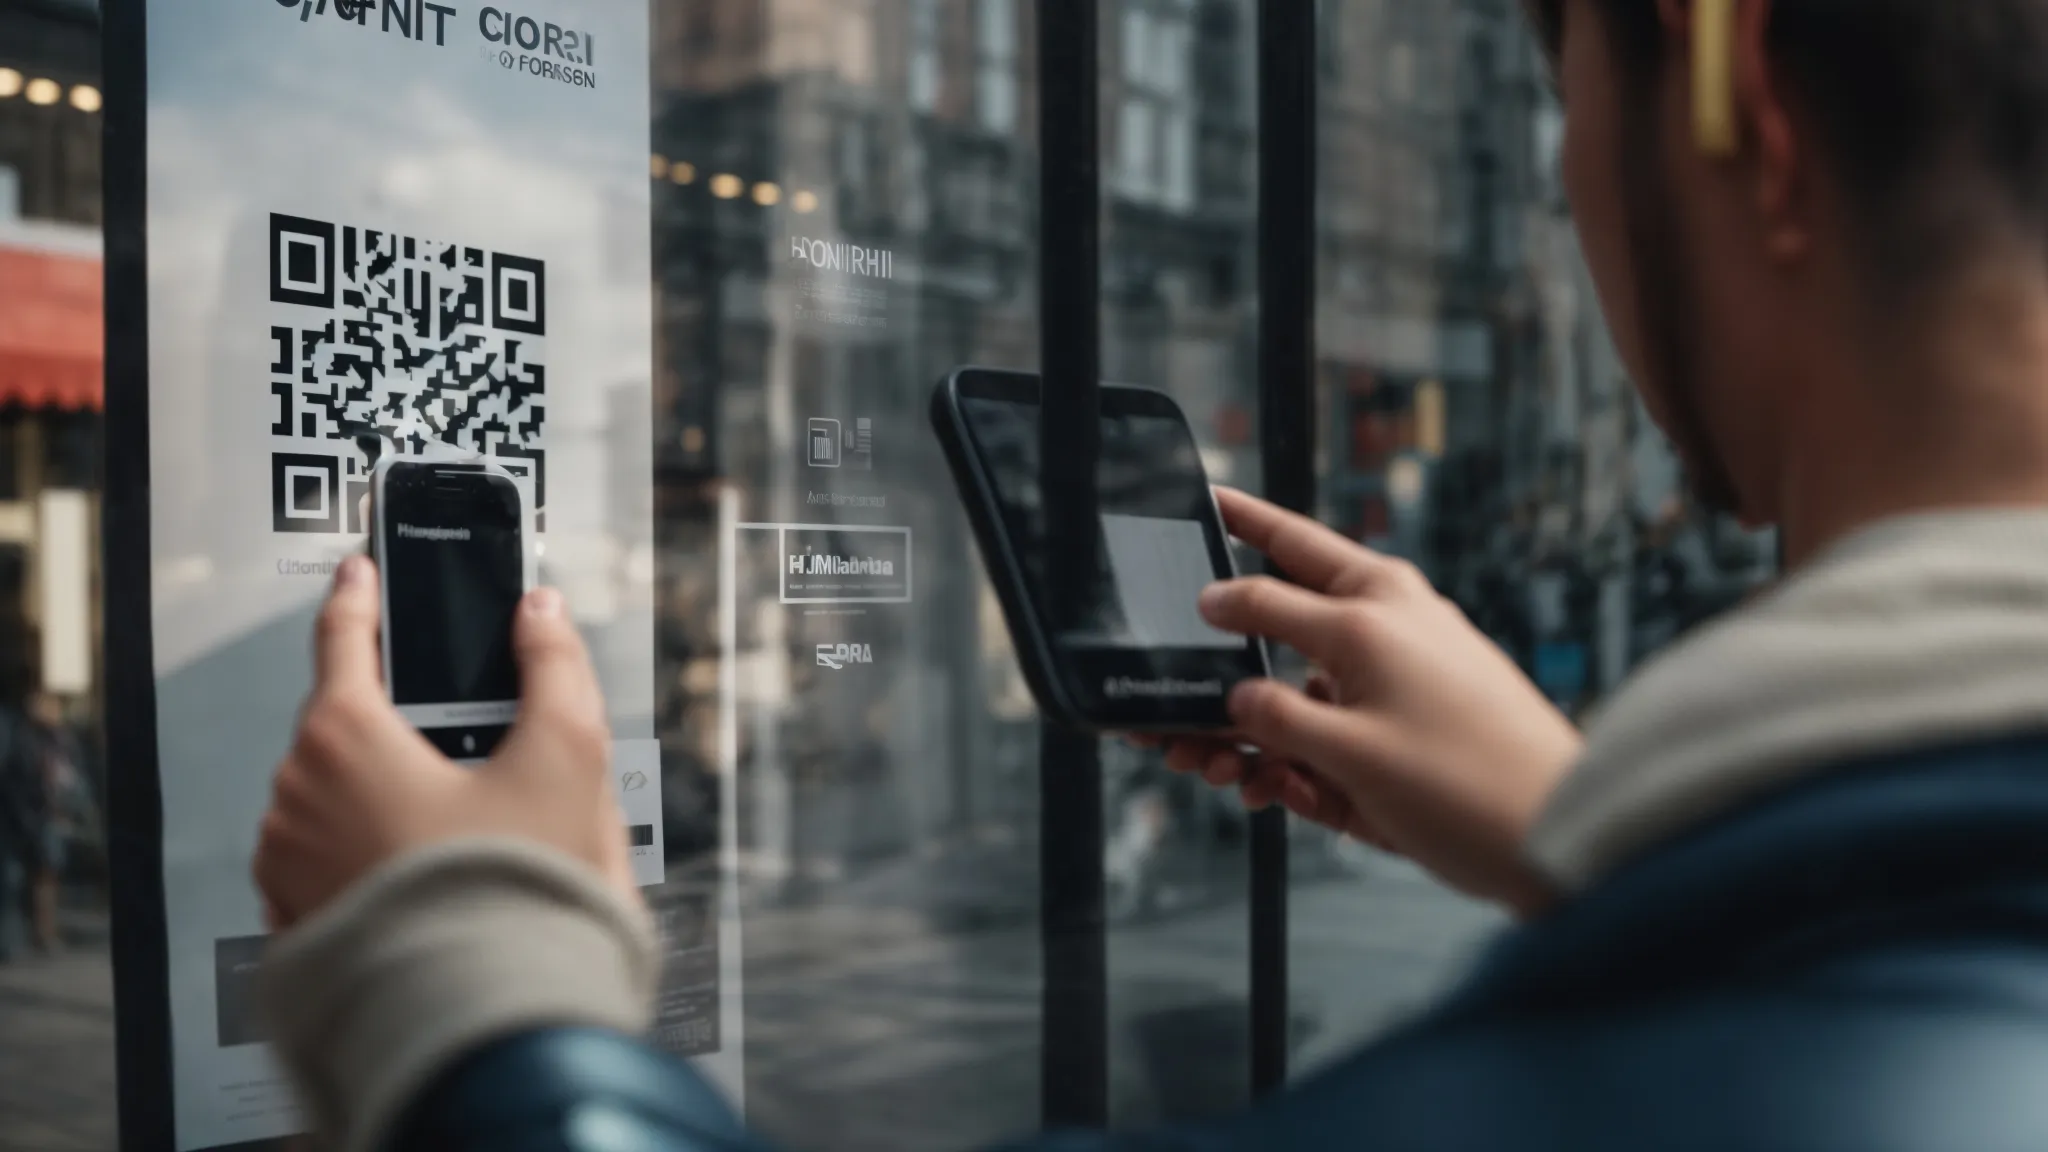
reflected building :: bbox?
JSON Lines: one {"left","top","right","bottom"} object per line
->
{"left": 0, "top": 0, "right": 105, "bottom": 795}
{"left": 645, "top": 0, "right": 1277, "bottom": 892}
{"left": 1103, "top": 0, "right": 1261, "bottom": 490}
{"left": 647, "top": 0, "right": 1045, "bottom": 895}
{"left": 1314, "top": 0, "right": 1772, "bottom": 714}
{"left": 638, "top": 0, "right": 1774, "bottom": 905}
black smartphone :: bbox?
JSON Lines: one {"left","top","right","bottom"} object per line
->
{"left": 369, "top": 457, "right": 530, "bottom": 761}
{"left": 931, "top": 366, "right": 1270, "bottom": 731}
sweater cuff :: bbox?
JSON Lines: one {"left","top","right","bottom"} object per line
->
{"left": 259, "top": 838, "right": 658, "bottom": 1152}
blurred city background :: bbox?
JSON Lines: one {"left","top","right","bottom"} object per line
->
{"left": 0, "top": 0, "right": 1774, "bottom": 1148}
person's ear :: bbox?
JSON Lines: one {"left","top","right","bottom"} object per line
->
{"left": 1730, "top": 0, "right": 1807, "bottom": 261}
{"left": 1660, "top": 0, "right": 1805, "bottom": 259}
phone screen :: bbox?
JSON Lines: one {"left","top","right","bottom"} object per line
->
{"left": 952, "top": 375, "right": 1267, "bottom": 725}
{"left": 377, "top": 462, "right": 524, "bottom": 759}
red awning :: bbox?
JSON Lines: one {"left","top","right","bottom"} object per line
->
{"left": 0, "top": 242, "right": 103, "bottom": 412}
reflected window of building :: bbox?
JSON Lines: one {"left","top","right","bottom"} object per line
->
{"left": 1115, "top": 0, "right": 1195, "bottom": 210}
{"left": 1290, "top": 0, "right": 1778, "bottom": 1086}
{"left": 909, "top": 0, "right": 942, "bottom": 114}
{"left": 977, "top": 0, "right": 1020, "bottom": 133}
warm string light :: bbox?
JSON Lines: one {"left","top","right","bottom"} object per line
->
{"left": 0, "top": 69, "right": 22, "bottom": 99}
{"left": 25, "top": 77, "right": 61, "bottom": 106}
{"left": 649, "top": 156, "right": 816, "bottom": 211}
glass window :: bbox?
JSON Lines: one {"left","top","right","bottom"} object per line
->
{"left": 43, "top": 410, "right": 98, "bottom": 491}
{"left": 1121, "top": 10, "right": 1152, "bottom": 84}
{"left": 1118, "top": 101, "right": 1155, "bottom": 198}
{"left": 1289, "top": 0, "right": 1779, "bottom": 1078}
{"left": 44, "top": 1, "right": 1806, "bottom": 1146}
{"left": 1101, "top": 0, "right": 1259, "bottom": 1128}
{"left": 653, "top": 2, "right": 1047, "bottom": 1147}
{"left": 0, "top": 71, "right": 102, "bottom": 225}
{"left": 978, "top": 0, "right": 1020, "bottom": 133}
{"left": 908, "top": 0, "right": 941, "bottom": 114}
{"left": 1114, "top": 0, "right": 1197, "bottom": 212}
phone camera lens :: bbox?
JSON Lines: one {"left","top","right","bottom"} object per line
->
{"left": 462, "top": 734, "right": 477, "bottom": 754}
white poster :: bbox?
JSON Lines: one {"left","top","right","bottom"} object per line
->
{"left": 142, "top": 4, "right": 735, "bottom": 1148}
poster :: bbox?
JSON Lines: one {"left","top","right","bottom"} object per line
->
{"left": 143, "top": 3, "right": 737, "bottom": 1147}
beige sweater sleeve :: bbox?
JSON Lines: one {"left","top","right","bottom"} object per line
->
{"left": 259, "top": 838, "right": 659, "bottom": 1152}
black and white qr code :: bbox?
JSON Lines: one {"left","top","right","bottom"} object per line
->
{"left": 268, "top": 212, "right": 547, "bottom": 535}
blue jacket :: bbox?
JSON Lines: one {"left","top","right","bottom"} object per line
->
{"left": 391, "top": 737, "right": 2048, "bottom": 1151}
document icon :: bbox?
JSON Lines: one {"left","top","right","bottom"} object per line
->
{"left": 808, "top": 418, "right": 842, "bottom": 468}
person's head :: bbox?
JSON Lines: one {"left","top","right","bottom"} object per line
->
{"left": 1529, "top": 0, "right": 2048, "bottom": 559}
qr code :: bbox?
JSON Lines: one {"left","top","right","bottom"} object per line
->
{"left": 267, "top": 212, "right": 546, "bottom": 535}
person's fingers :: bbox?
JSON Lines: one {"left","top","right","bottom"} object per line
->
{"left": 1240, "top": 762, "right": 1289, "bottom": 811}
{"left": 503, "top": 588, "right": 607, "bottom": 769}
{"left": 1279, "top": 769, "right": 1360, "bottom": 837}
{"left": 1203, "top": 748, "right": 1248, "bottom": 788}
{"left": 1280, "top": 772, "right": 1319, "bottom": 820}
{"left": 1213, "top": 488, "right": 1390, "bottom": 594}
{"left": 313, "top": 556, "right": 383, "bottom": 693}
{"left": 252, "top": 811, "right": 301, "bottom": 930}
{"left": 1226, "top": 678, "right": 1387, "bottom": 777}
{"left": 1163, "top": 738, "right": 1228, "bottom": 776}
{"left": 1199, "top": 577, "right": 1359, "bottom": 667}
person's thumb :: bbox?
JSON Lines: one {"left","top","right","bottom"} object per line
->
{"left": 498, "top": 588, "right": 609, "bottom": 777}
{"left": 313, "top": 556, "right": 383, "bottom": 693}
{"left": 1226, "top": 678, "right": 1384, "bottom": 787}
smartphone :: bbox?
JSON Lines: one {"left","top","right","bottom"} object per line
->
{"left": 369, "top": 456, "right": 531, "bottom": 761}
{"left": 931, "top": 366, "right": 1270, "bottom": 732}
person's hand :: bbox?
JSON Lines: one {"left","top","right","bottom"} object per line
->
{"left": 255, "top": 555, "right": 635, "bottom": 931}
{"left": 1161, "top": 489, "right": 1584, "bottom": 915}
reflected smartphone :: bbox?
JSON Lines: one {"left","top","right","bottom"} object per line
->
{"left": 369, "top": 457, "right": 530, "bottom": 761}
{"left": 931, "top": 366, "right": 1270, "bottom": 732}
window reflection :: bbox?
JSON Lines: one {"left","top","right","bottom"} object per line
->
{"left": 1100, "top": 0, "right": 1259, "bottom": 1129}
{"left": 1114, "top": 0, "right": 1198, "bottom": 209}
{"left": 507, "top": 0, "right": 1780, "bottom": 1140}
{"left": 1291, "top": 0, "right": 1777, "bottom": 1078}
{"left": 977, "top": 0, "right": 1021, "bottom": 134}
{"left": 651, "top": 1, "right": 1043, "bottom": 1147}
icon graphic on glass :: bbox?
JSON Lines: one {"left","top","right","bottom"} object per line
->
{"left": 808, "top": 418, "right": 842, "bottom": 468}
{"left": 806, "top": 416, "right": 875, "bottom": 470}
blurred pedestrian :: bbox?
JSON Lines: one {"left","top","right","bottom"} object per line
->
{"left": 0, "top": 673, "right": 45, "bottom": 959}
{"left": 0, "top": 745, "right": 28, "bottom": 961}
{"left": 23, "top": 691, "right": 81, "bottom": 953}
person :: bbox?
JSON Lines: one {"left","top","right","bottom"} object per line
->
{"left": 256, "top": 0, "right": 2048, "bottom": 1149}
{"left": 0, "top": 692, "right": 34, "bottom": 962}
{"left": 23, "top": 690, "right": 82, "bottom": 953}
{"left": 0, "top": 670, "right": 62, "bottom": 958}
